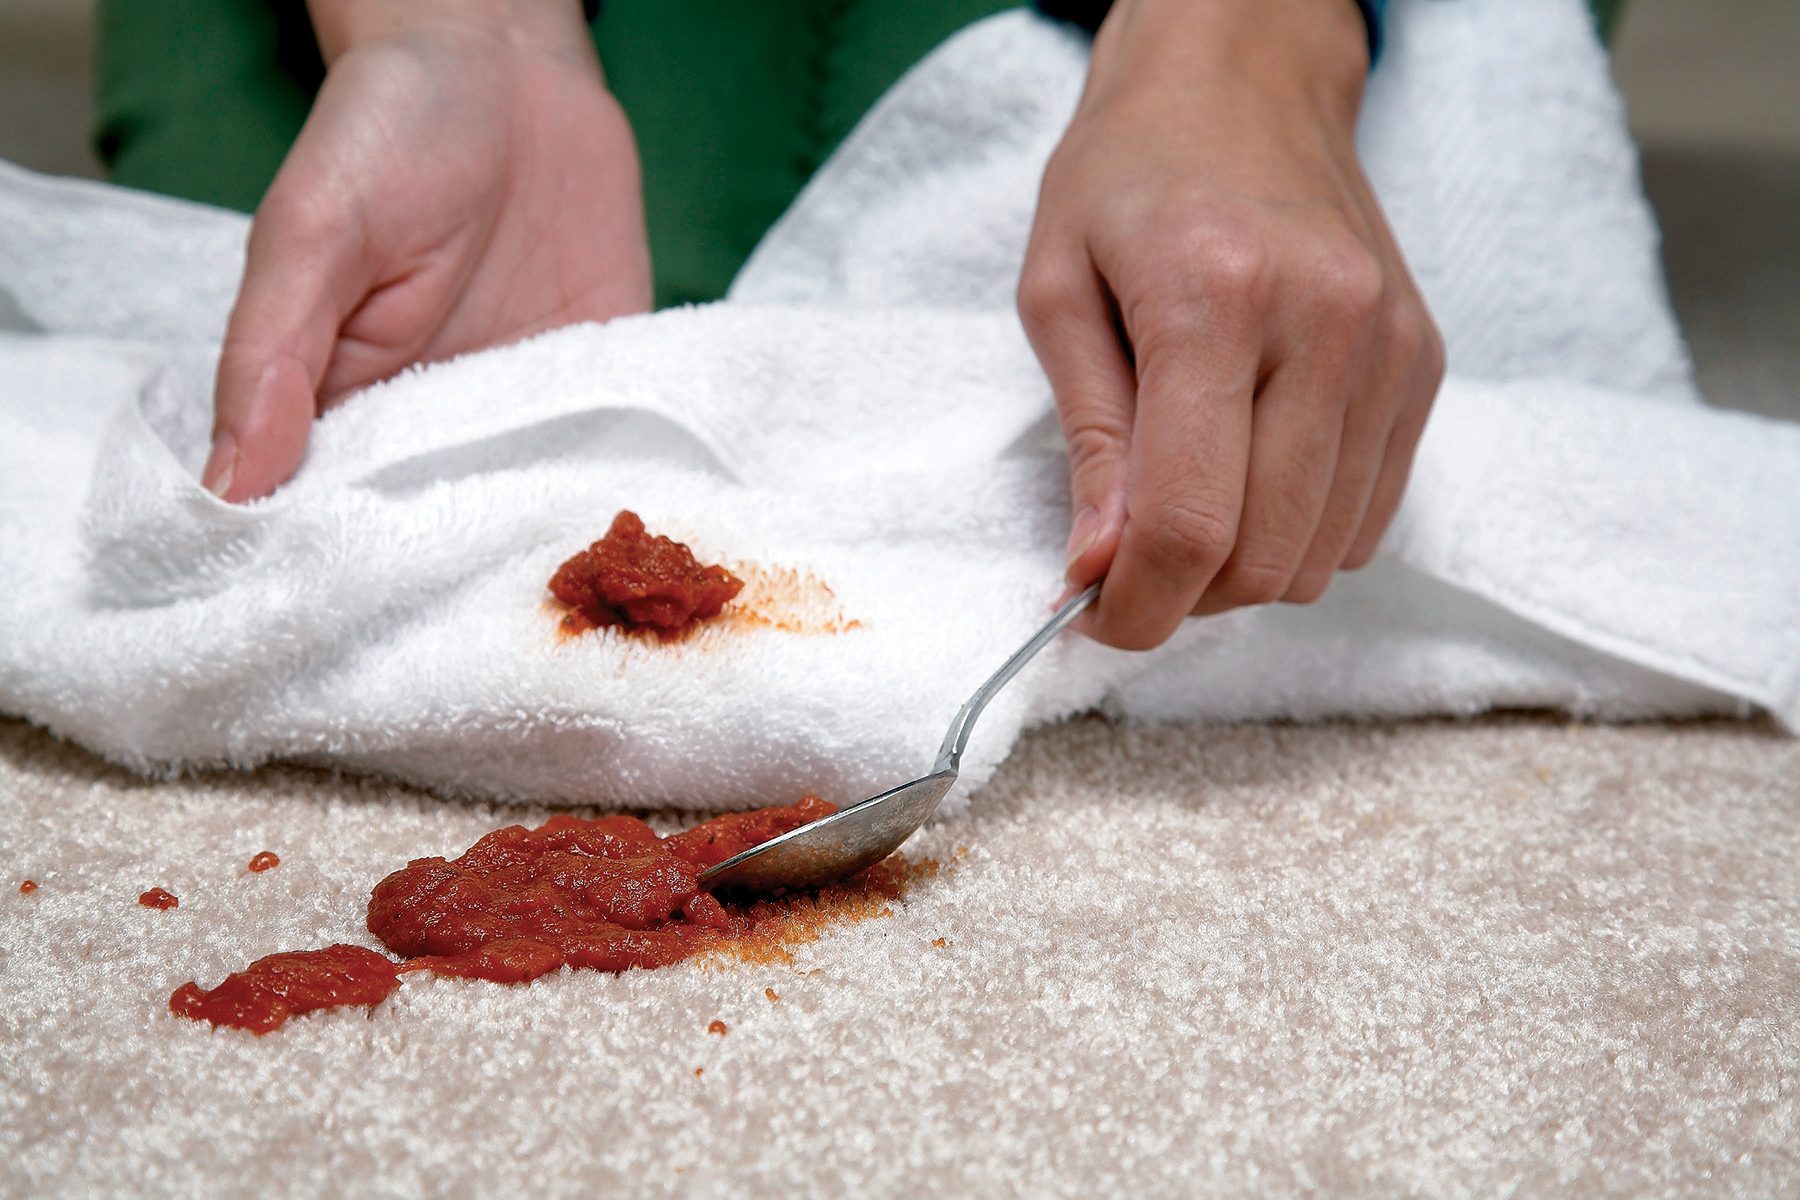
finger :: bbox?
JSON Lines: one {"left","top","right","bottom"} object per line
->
{"left": 1191, "top": 354, "right": 1348, "bottom": 615}
{"left": 1088, "top": 292, "right": 1259, "bottom": 650}
{"left": 207, "top": 185, "right": 372, "bottom": 502}
{"left": 1339, "top": 391, "right": 1429, "bottom": 570}
{"left": 1344, "top": 335, "right": 1444, "bottom": 568}
{"left": 1017, "top": 250, "right": 1136, "bottom": 588}
{"left": 1279, "top": 398, "right": 1386, "bottom": 604}
{"left": 316, "top": 254, "right": 469, "bottom": 406}
{"left": 1282, "top": 312, "right": 1428, "bottom": 603}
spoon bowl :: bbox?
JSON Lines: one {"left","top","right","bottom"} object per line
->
{"left": 701, "top": 771, "right": 955, "bottom": 894}
{"left": 700, "top": 583, "right": 1098, "bottom": 895}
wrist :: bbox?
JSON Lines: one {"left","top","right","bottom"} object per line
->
{"left": 1087, "top": 0, "right": 1368, "bottom": 132}
{"left": 307, "top": 0, "right": 593, "bottom": 68}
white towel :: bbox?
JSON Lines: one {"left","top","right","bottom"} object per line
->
{"left": 1, "top": 0, "right": 1795, "bottom": 813}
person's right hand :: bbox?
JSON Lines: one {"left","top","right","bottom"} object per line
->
{"left": 203, "top": 0, "right": 652, "bottom": 502}
{"left": 1019, "top": 0, "right": 1444, "bottom": 649}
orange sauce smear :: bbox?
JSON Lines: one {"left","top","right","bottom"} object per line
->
{"left": 710, "top": 563, "right": 863, "bottom": 638}
{"left": 698, "top": 855, "right": 939, "bottom": 968}
{"left": 551, "top": 562, "right": 861, "bottom": 645}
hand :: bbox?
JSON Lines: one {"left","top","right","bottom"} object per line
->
{"left": 203, "top": 0, "right": 652, "bottom": 502}
{"left": 1019, "top": 0, "right": 1445, "bottom": 649}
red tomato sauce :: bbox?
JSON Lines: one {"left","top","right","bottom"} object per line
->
{"left": 367, "top": 797, "right": 835, "bottom": 982}
{"left": 169, "top": 945, "right": 402, "bottom": 1036}
{"left": 247, "top": 851, "right": 280, "bottom": 873}
{"left": 169, "top": 797, "right": 931, "bottom": 1036}
{"left": 549, "top": 511, "right": 744, "bottom": 640}
{"left": 18, "top": 880, "right": 36, "bottom": 895}
{"left": 139, "top": 887, "right": 178, "bottom": 910}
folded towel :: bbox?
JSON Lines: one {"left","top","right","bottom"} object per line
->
{"left": 1, "top": 0, "right": 1795, "bottom": 812}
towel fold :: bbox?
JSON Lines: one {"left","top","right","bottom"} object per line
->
{"left": 1, "top": 0, "right": 1794, "bottom": 812}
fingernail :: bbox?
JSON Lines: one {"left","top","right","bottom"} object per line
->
{"left": 1064, "top": 506, "right": 1100, "bottom": 576}
{"left": 202, "top": 431, "right": 237, "bottom": 500}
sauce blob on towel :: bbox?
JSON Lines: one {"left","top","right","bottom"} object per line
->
{"left": 169, "top": 796, "right": 935, "bottom": 1035}
{"left": 549, "top": 510, "right": 744, "bottom": 640}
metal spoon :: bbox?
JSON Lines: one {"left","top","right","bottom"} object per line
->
{"left": 700, "top": 582, "right": 1101, "bottom": 895}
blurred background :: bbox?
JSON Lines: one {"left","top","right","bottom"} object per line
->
{"left": 1, "top": 0, "right": 1794, "bottom": 418}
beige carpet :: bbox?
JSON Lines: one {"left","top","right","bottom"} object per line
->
{"left": 4, "top": 712, "right": 1797, "bottom": 1196}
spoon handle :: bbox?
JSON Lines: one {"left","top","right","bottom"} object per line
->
{"left": 934, "top": 582, "right": 1102, "bottom": 772}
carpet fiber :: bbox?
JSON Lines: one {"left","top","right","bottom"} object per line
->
{"left": 4, "top": 713, "right": 1796, "bottom": 1196}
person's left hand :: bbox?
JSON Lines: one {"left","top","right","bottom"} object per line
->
{"left": 1018, "top": 0, "right": 1445, "bottom": 650}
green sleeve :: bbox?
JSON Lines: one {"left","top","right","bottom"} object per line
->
{"left": 95, "top": 0, "right": 320, "bottom": 215}
{"left": 93, "top": 0, "right": 1018, "bottom": 304}
{"left": 94, "top": 0, "right": 1626, "bottom": 305}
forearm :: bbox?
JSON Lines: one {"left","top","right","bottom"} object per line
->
{"left": 1042, "top": 0, "right": 1381, "bottom": 65}
{"left": 305, "top": 0, "right": 593, "bottom": 66}
{"left": 1083, "top": 0, "right": 1369, "bottom": 132}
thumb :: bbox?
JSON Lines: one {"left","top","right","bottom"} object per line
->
{"left": 1017, "top": 254, "right": 1135, "bottom": 587}
{"left": 206, "top": 190, "right": 368, "bottom": 502}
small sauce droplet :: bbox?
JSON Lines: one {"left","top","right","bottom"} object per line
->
{"left": 693, "top": 1067, "right": 704, "bottom": 1077}
{"left": 707, "top": 1019, "right": 728, "bottom": 1036}
{"left": 19, "top": 879, "right": 37, "bottom": 895}
{"left": 139, "top": 887, "right": 178, "bottom": 910}
{"left": 931, "top": 937, "right": 947, "bottom": 948}
{"left": 764, "top": 987, "right": 779, "bottom": 1003}
{"left": 247, "top": 851, "right": 280, "bottom": 873}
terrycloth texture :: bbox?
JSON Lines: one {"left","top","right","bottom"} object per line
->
{"left": 2, "top": 0, "right": 1797, "bottom": 813}
{"left": 4, "top": 713, "right": 1798, "bottom": 1196}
